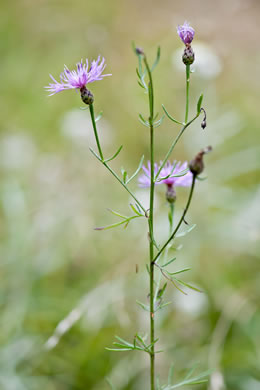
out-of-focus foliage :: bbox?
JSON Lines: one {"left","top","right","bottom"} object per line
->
{"left": 0, "top": 0, "right": 259, "bottom": 389}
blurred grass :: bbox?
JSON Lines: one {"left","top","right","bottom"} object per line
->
{"left": 0, "top": 0, "right": 260, "bottom": 389}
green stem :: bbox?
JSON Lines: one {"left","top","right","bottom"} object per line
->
{"left": 88, "top": 103, "right": 146, "bottom": 213}
{"left": 153, "top": 175, "right": 196, "bottom": 264}
{"left": 143, "top": 55, "right": 155, "bottom": 390}
{"left": 89, "top": 104, "right": 104, "bottom": 161}
{"left": 185, "top": 65, "right": 190, "bottom": 124}
{"left": 169, "top": 203, "right": 174, "bottom": 235}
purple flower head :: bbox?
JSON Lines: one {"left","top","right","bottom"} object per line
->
{"left": 45, "top": 56, "right": 111, "bottom": 96}
{"left": 138, "top": 160, "right": 193, "bottom": 188}
{"left": 177, "top": 21, "right": 195, "bottom": 45}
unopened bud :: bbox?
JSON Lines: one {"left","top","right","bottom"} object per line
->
{"left": 80, "top": 87, "right": 94, "bottom": 105}
{"left": 166, "top": 185, "right": 176, "bottom": 204}
{"left": 200, "top": 107, "right": 207, "bottom": 130}
{"left": 182, "top": 45, "right": 195, "bottom": 65}
{"left": 189, "top": 146, "right": 212, "bottom": 176}
{"left": 201, "top": 120, "right": 206, "bottom": 129}
{"left": 135, "top": 47, "right": 144, "bottom": 56}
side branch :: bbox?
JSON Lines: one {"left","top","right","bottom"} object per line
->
{"left": 152, "top": 175, "right": 196, "bottom": 264}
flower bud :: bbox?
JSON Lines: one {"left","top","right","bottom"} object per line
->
{"left": 189, "top": 146, "right": 212, "bottom": 176}
{"left": 182, "top": 46, "right": 195, "bottom": 65}
{"left": 166, "top": 185, "right": 176, "bottom": 204}
{"left": 80, "top": 87, "right": 94, "bottom": 105}
{"left": 201, "top": 119, "right": 206, "bottom": 129}
{"left": 135, "top": 47, "right": 144, "bottom": 56}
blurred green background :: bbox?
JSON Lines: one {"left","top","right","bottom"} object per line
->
{"left": 1, "top": 0, "right": 260, "bottom": 389}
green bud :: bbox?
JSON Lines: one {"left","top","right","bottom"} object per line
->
{"left": 182, "top": 46, "right": 195, "bottom": 65}
{"left": 80, "top": 87, "right": 94, "bottom": 105}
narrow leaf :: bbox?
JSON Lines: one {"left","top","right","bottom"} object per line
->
{"left": 130, "top": 203, "right": 143, "bottom": 216}
{"left": 168, "top": 364, "right": 175, "bottom": 385}
{"left": 175, "top": 224, "right": 196, "bottom": 238}
{"left": 114, "top": 335, "right": 133, "bottom": 347}
{"left": 165, "top": 268, "right": 191, "bottom": 276}
{"left": 161, "top": 257, "right": 177, "bottom": 268}
{"left": 104, "top": 145, "right": 123, "bottom": 163}
{"left": 126, "top": 155, "right": 145, "bottom": 184}
{"left": 94, "top": 220, "right": 127, "bottom": 230}
{"left": 95, "top": 111, "right": 103, "bottom": 122}
{"left": 105, "top": 347, "right": 132, "bottom": 352}
{"left": 151, "top": 46, "right": 161, "bottom": 72}
{"left": 136, "top": 300, "right": 150, "bottom": 312}
{"left": 173, "top": 278, "right": 202, "bottom": 293}
{"left": 157, "top": 282, "right": 167, "bottom": 299}
{"left": 197, "top": 93, "right": 203, "bottom": 114}
{"left": 107, "top": 208, "right": 127, "bottom": 219}
{"left": 162, "top": 105, "right": 184, "bottom": 125}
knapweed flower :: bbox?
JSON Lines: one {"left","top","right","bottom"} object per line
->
{"left": 139, "top": 161, "right": 193, "bottom": 203}
{"left": 45, "top": 57, "right": 111, "bottom": 102}
{"left": 177, "top": 21, "right": 195, "bottom": 45}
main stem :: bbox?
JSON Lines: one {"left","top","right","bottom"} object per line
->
{"left": 185, "top": 64, "right": 190, "bottom": 124}
{"left": 149, "top": 123, "right": 155, "bottom": 390}
{"left": 143, "top": 55, "right": 155, "bottom": 390}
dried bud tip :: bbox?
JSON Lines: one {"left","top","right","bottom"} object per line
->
{"left": 189, "top": 146, "right": 212, "bottom": 176}
{"left": 135, "top": 47, "right": 144, "bottom": 56}
{"left": 80, "top": 86, "right": 94, "bottom": 105}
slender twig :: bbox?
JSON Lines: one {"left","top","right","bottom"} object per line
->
{"left": 89, "top": 103, "right": 146, "bottom": 214}
{"left": 152, "top": 175, "right": 196, "bottom": 264}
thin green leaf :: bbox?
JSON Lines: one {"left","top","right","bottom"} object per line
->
{"left": 153, "top": 116, "right": 164, "bottom": 128}
{"left": 123, "top": 171, "right": 127, "bottom": 184}
{"left": 175, "top": 224, "right": 196, "bottom": 238}
{"left": 151, "top": 46, "right": 161, "bottom": 72}
{"left": 168, "top": 364, "right": 175, "bottom": 385}
{"left": 138, "top": 80, "right": 146, "bottom": 89}
{"left": 130, "top": 203, "right": 143, "bottom": 216}
{"left": 104, "top": 145, "right": 123, "bottom": 163}
{"left": 197, "top": 93, "right": 203, "bottom": 114}
{"left": 173, "top": 278, "right": 202, "bottom": 293}
{"left": 94, "top": 220, "right": 127, "bottom": 231}
{"left": 166, "top": 268, "right": 191, "bottom": 276}
{"left": 157, "top": 282, "right": 167, "bottom": 299}
{"left": 105, "top": 347, "right": 132, "bottom": 352}
{"left": 126, "top": 155, "right": 145, "bottom": 184}
{"left": 162, "top": 105, "right": 184, "bottom": 125}
{"left": 155, "top": 301, "right": 171, "bottom": 311}
{"left": 113, "top": 342, "right": 133, "bottom": 349}
{"left": 107, "top": 208, "right": 127, "bottom": 219}
{"left": 139, "top": 114, "right": 149, "bottom": 127}
{"left": 114, "top": 335, "right": 133, "bottom": 347}
{"left": 156, "top": 375, "right": 161, "bottom": 390}
{"left": 95, "top": 111, "right": 103, "bottom": 122}
{"left": 136, "top": 301, "right": 150, "bottom": 312}
{"left": 161, "top": 257, "right": 177, "bottom": 268}
{"left": 166, "top": 370, "right": 211, "bottom": 389}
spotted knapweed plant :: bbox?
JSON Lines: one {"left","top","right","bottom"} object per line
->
{"left": 46, "top": 21, "right": 212, "bottom": 390}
